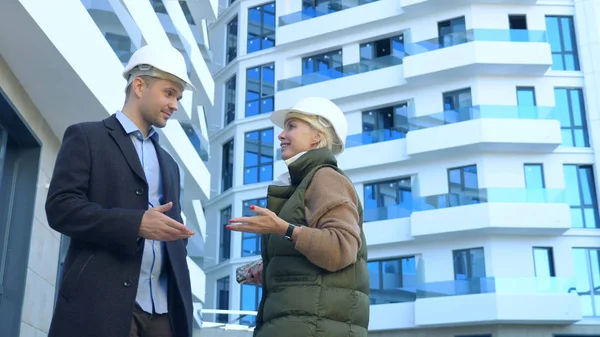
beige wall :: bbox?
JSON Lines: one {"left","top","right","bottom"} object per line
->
{"left": 0, "top": 55, "right": 61, "bottom": 337}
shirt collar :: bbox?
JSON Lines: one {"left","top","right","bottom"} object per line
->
{"left": 115, "top": 110, "right": 157, "bottom": 141}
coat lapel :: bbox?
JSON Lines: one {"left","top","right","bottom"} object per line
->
{"left": 104, "top": 115, "right": 147, "bottom": 184}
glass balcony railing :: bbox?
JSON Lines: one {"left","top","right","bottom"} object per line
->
{"left": 370, "top": 287, "right": 417, "bottom": 305}
{"left": 345, "top": 127, "right": 408, "bottom": 148}
{"left": 405, "top": 29, "right": 548, "bottom": 56}
{"left": 279, "top": 0, "right": 380, "bottom": 26}
{"left": 180, "top": 122, "right": 209, "bottom": 161}
{"left": 413, "top": 188, "right": 566, "bottom": 212}
{"left": 415, "top": 277, "right": 577, "bottom": 299}
{"left": 363, "top": 203, "right": 412, "bottom": 222}
{"left": 408, "top": 105, "right": 556, "bottom": 131}
{"left": 277, "top": 54, "right": 403, "bottom": 91}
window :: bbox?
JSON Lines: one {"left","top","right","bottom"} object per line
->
{"left": 226, "top": 16, "right": 238, "bottom": 64}
{"left": 545, "top": 16, "right": 580, "bottom": 71}
{"left": 555, "top": 88, "right": 589, "bottom": 147}
{"left": 302, "top": 49, "right": 343, "bottom": 75}
{"left": 509, "top": 15, "right": 527, "bottom": 29}
{"left": 240, "top": 284, "right": 262, "bottom": 325}
{"left": 453, "top": 248, "right": 486, "bottom": 280}
{"left": 359, "top": 35, "right": 405, "bottom": 60}
{"left": 216, "top": 277, "right": 230, "bottom": 323}
{"left": 359, "top": 104, "right": 408, "bottom": 145}
{"left": 221, "top": 139, "right": 234, "bottom": 192}
{"left": 219, "top": 206, "right": 232, "bottom": 262}
{"left": 524, "top": 164, "right": 545, "bottom": 188}
{"left": 533, "top": 247, "right": 555, "bottom": 277}
{"left": 104, "top": 33, "right": 133, "bottom": 65}
{"left": 245, "top": 63, "right": 274, "bottom": 117}
{"left": 448, "top": 165, "right": 479, "bottom": 205}
{"left": 572, "top": 248, "right": 600, "bottom": 317}
{"left": 247, "top": 2, "right": 275, "bottom": 53}
{"left": 443, "top": 88, "right": 472, "bottom": 123}
{"left": 517, "top": 87, "right": 537, "bottom": 118}
{"left": 368, "top": 257, "right": 417, "bottom": 304}
{"left": 244, "top": 129, "right": 274, "bottom": 184}
{"left": 224, "top": 76, "right": 236, "bottom": 125}
{"left": 564, "top": 165, "right": 599, "bottom": 229}
{"left": 242, "top": 198, "right": 267, "bottom": 256}
{"left": 438, "top": 16, "right": 467, "bottom": 47}
{"left": 363, "top": 178, "right": 412, "bottom": 222}
{"left": 55, "top": 235, "right": 71, "bottom": 302}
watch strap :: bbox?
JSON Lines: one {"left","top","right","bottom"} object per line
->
{"left": 284, "top": 223, "right": 296, "bottom": 241}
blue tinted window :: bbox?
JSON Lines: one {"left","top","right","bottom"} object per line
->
{"left": 225, "top": 76, "right": 236, "bottom": 125}
{"left": 524, "top": 164, "right": 545, "bottom": 188}
{"left": 226, "top": 17, "right": 238, "bottom": 63}
{"left": 244, "top": 129, "right": 274, "bottom": 184}
{"left": 216, "top": 277, "right": 230, "bottom": 323}
{"left": 222, "top": 139, "right": 234, "bottom": 192}
{"left": 447, "top": 165, "right": 479, "bottom": 205}
{"left": 220, "top": 206, "right": 232, "bottom": 262}
{"left": 241, "top": 198, "right": 267, "bottom": 256}
{"left": 247, "top": 3, "right": 275, "bottom": 53}
{"left": 240, "top": 284, "right": 262, "bottom": 325}
{"left": 245, "top": 63, "right": 275, "bottom": 117}
{"left": 545, "top": 16, "right": 580, "bottom": 71}
{"left": 359, "top": 35, "right": 404, "bottom": 60}
{"left": 453, "top": 247, "right": 486, "bottom": 280}
{"left": 363, "top": 178, "right": 412, "bottom": 222}
{"left": 555, "top": 88, "right": 589, "bottom": 147}
{"left": 302, "top": 50, "right": 343, "bottom": 75}
{"left": 368, "top": 257, "right": 417, "bottom": 305}
{"left": 517, "top": 87, "right": 536, "bottom": 106}
{"left": 533, "top": 247, "right": 555, "bottom": 277}
{"left": 572, "top": 248, "right": 600, "bottom": 317}
{"left": 564, "top": 165, "right": 599, "bottom": 228}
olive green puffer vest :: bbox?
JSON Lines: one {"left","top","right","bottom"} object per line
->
{"left": 253, "top": 148, "right": 369, "bottom": 337}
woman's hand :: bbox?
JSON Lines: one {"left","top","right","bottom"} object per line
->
{"left": 226, "top": 204, "right": 288, "bottom": 235}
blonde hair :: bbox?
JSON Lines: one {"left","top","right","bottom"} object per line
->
{"left": 285, "top": 112, "right": 342, "bottom": 153}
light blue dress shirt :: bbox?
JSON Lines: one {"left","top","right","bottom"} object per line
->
{"left": 115, "top": 111, "right": 169, "bottom": 314}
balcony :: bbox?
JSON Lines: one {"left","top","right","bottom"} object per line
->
{"left": 276, "top": 55, "right": 405, "bottom": 110}
{"left": 277, "top": 0, "right": 402, "bottom": 46}
{"left": 180, "top": 122, "right": 209, "bottom": 161}
{"left": 414, "top": 277, "right": 581, "bottom": 326}
{"left": 403, "top": 29, "right": 551, "bottom": 84}
{"left": 406, "top": 105, "right": 561, "bottom": 157}
{"left": 411, "top": 188, "right": 571, "bottom": 237}
{"left": 401, "top": 0, "right": 537, "bottom": 17}
{"left": 346, "top": 127, "right": 407, "bottom": 148}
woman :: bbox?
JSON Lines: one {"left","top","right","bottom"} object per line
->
{"left": 227, "top": 97, "right": 370, "bottom": 337}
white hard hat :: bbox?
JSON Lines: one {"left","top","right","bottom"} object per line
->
{"left": 123, "top": 44, "right": 196, "bottom": 91}
{"left": 270, "top": 97, "right": 348, "bottom": 154}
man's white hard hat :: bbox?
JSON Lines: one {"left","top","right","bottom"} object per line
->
{"left": 123, "top": 44, "right": 196, "bottom": 91}
{"left": 270, "top": 97, "right": 348, "bottom": 154}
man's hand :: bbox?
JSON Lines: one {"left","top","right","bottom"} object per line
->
{"left": 139, "top": 202, "right": 194, "bottom": 241}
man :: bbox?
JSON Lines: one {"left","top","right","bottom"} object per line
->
{"left": 46, "top": 44, "right": 196, "bottom": 337}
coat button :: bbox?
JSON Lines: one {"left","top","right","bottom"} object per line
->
{"left": 135, "top": 188, "right": 144, "bottom": 196}
{"left": 123, "top": 279, "right": 132, "bottom": 287}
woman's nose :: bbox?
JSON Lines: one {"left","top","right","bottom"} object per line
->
{"left": 278, "top": 131, "right": 285, "bottom": 141}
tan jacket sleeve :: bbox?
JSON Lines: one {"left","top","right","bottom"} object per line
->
{"left": 294, "top": 167, "right": 362, "bottom": 272}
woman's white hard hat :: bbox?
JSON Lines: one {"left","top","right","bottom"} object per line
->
{"left": 270, "top": 97, "right": 348, "bottom": 154}
{"left": 123, "top": 44, "right": 196, "bottom": 91}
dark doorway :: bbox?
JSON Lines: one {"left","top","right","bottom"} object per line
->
{"left": 0, "top": 88, "right": 41, "bottom": 337}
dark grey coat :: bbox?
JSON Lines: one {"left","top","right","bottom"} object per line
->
{"left": 45, "top": 114, "right": 192, "bottom": 337}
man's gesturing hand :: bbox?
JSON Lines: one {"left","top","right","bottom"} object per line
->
{"left": 139, "top": 202, "right": 194, "bottom": 241}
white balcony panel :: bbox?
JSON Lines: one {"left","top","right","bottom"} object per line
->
{"left": 187, "top": 256, "right": 206, "bottom": 303}
{"left": 338, "top": 138, "right": 408, "bottom": 171}
{"left": 276, "top": 65, "right": 405, "bottom": 111}
{"left": 411, "top": 203, "right": 571, "bottom": 238}
{"left": 122, "top": 0, "right": 171, "bottom": 45}
{"left": 160, "top": 121, "right": 211, "bottom": 201}
{"left": 0, "top": 0, "right": 126, "bottom": 137}
{"left": 369, "top": 303, "right": 415, "bottom": 331}
{"left": 364, "top": 218, "right": 412, "bottom": 246}
{"left": 415, "top": 293, "right": 581, "bottom": 327}
{"left": 163, "top": 0, "right": 215, "bottom": 106}
{"left": 406, "top": 119, "right": 561, "bottom": 158}
{"left": 404, "top": 41, "right": 551, "bottom": 85}
{"left": 402, "top": 0, "right": 537, "bottom": 16}
{"left": 192, "top": 200, "right": 208, "bottom": 241}
{"left": 277, "top": 0, "right": 404, "bottom": 47}
{"left": 185, "top": 0, "right": 217, "bottom": 22}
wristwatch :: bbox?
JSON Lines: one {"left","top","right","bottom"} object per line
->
{"left": 283, "top": 223, "right": 296, "bottom": 241}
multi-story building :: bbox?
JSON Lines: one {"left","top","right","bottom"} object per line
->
{"left": 203, "top": 0, "right": 600, "bottom": 336}
{"left": 0, "top": 1, "right": 215, "bottom": 336}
